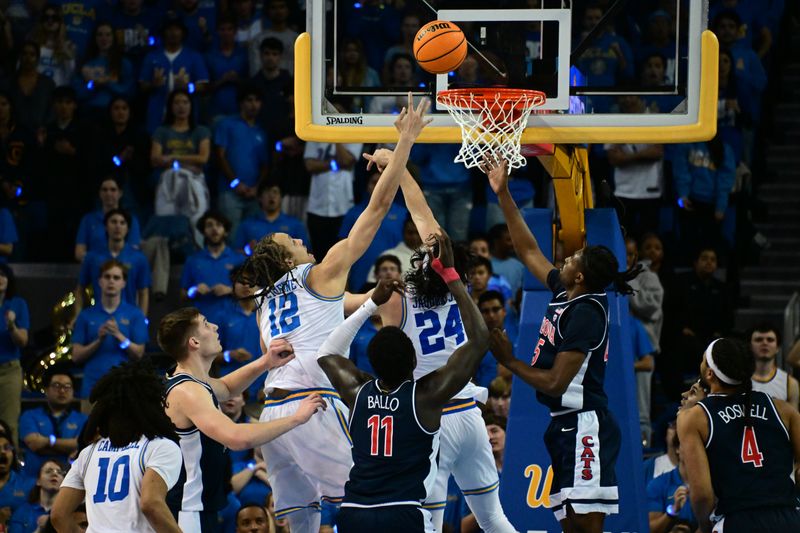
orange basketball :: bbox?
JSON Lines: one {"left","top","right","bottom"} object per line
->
{"left": 413, "top": 20, "right": 468, "bottom": 75}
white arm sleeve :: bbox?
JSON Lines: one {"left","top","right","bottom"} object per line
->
{"left": 317, "top": 299, "right": 378, "bottom": 359}
{"left": 143, "top": 439, "right": 183, "bottom": 490}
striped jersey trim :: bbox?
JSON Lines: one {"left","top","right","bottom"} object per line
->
{"left": 442, "top": 399, "right": 477, "bottom": 415}
{"left": 275, "top": 503, "right": 321, "bottom": 518}
{"left": 341, "top": 501, "right": 422, "bottom": 509}
{"left": 422, "top": 501, "right": 447, "bottom": 510}
{"left": 399, "top": 296, "right": 408, "bottom": 329}
{"left": 331, "top": 399, "right": 353, "bottom": 445}
{"left": 138, "top": 439, "right": 150, "bottom": 474}
{"left": 263, "top": 387, "right": 341, "bottom": 407}
{"left": 301, "top": 264, "right": 344, "bottom": 302}
{"left": 321, "top": 495, "right": 344, "bottom": 503}
{"left": 461, "top": 481, "right": 500, "bottom": 496}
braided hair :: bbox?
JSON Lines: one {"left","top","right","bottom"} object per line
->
{"left": 236, "top": 235, "right": 296, "bottom": 306}
{"left": 708, "top": 337, "right": 756, "bottom": 425}
{"left": 84, "top": 361, "right": 178, "bottom": 448}
{"left": 578, "top": 245, "right": 642, "bottom": 295}
{"left": 404, "top": 244, "right": 472, "bottom": 309}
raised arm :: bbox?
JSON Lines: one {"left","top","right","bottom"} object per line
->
{"left": 169, "top": 382, "right": 325, "bottom": 450}
{"left": 481, "top": 157, "right": 554, "bottom": 285}
{"left": 309, "top": 94, "right": 432, "bottom": 294}
{"left": 318, "top": 279, "right": 402, "bottom": 407}
{"left": 417, "top": 231, "right": 490, "bottom": 426}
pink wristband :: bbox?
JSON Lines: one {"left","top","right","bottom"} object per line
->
{"left": 431, "top": 258, "right": 460, "bottom": 284}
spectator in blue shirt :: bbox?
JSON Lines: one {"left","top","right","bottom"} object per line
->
{"left": 8, "top": 459, "right": 65, "bottom": 533}
{"left": 488, "top": 224, "right": 527, "bottom": 299}
{"left": 0, "top": 264, "right": 29, "bottom": 446}
{"left": 215, "top": 83, "right": 269, "bottom": 235}
{"left": 234, "top": 182, "right": 308, "bottom": 255}
{"left": 75, "top": 22, "right": 135, "bottom": 116}
{"left": 74, "top": 177, "right": 142, "bottom": 262}
{"left": 476, "top": 290, "right": 518, "bottom": 389}
{"left": 72, "top": 259, "right": 148, "bottom": 398}
{"left": 51, "top": 0, "right": 103, "bottom": 58}
{"left": 468, "top": 256, "right": 513, "bottom": 311}
{"left": 647, "top": 440, "right": 696, "bottom": 533}
{"left": 78, "top": 209, "right": 151, "bottom": 315}
{"left": 18, "top": 367, "right": 85, "bottom": 478}
{"left": 0, "top": 431, "right": 35, "bottom": 525}
{"left": 139, "top": 19, "right": 209, "bottom": 133}
{"left": 110, "top": 0, "right": 161, "bottom": 75}
{"left": 205, "top": 16, "right": 249, "bottom": 121}
{"left": 0, "top": 209, "right": 18, "bottom": 263}
{"left": 181, "top": 210, "right": 246, "bottom": 324}
{"left": 338, "top": 171, "right": 406, "bottom": 292}
{"left": 218, "top": 267, "right": 263, "bottom": 400}
{"left": 172, "top": 0, "right": 215, "bottom": 52}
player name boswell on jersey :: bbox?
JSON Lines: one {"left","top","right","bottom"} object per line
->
{"left": 716, "top": 402, "right": 770, "bottom": 424}
{"left": 368, "top": 395, "right": 401, "bottom": 412}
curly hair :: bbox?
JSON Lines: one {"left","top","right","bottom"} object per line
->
{"left": 83, "top": 360, "right": 178, "bottom": 448}
{"left": 579, "top": 245, "right": 642, "bottom": 295}
{"left": 404, "top": 244, "right": 472, "bottom": 309}
{"left": 236, "top": 234, "right": 295, "bottom": 301}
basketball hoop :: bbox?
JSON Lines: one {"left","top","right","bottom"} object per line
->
{"left": 437, "top": 88, "right": 546, "bottom": 170}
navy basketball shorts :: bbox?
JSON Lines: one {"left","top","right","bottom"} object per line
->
{"left": 713, "top": 506, "right": 800, "bottom": 532}
{"left": 543, "top": 408, "right": 620, "bottom": 521}
{"left": 337, "top": 505, "right": 435, "bottom": 533}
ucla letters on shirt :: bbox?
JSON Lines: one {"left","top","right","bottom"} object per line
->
{"left": 19, "top": 407, "right": 87, "bottom": 477}
{"left": 61, "top": 436, "right": 182, "bottom": 533}
{"left": 533, "top": 269, "right": 610, "bottom": 415}
{"left": 79, "top": 246, "right": 151, "bottom": 305}
{"left": 72, "top": 302, "right": 149, "bottom": 398}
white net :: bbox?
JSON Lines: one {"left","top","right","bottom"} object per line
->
{"left": 437, "top": 89, "right": 546, "bottom": 170}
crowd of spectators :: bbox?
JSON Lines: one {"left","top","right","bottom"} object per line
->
{"left": 0, "top": 0, "right": 795, "bottom": 532}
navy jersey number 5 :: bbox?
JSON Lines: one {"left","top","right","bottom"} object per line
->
{"left": 414, "top": 304, "right": 465, "bottom": 355}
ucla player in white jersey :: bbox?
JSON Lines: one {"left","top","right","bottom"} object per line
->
{"left": 237, "top": 94, "right": 432, "bottom": 532}
{"left": 361, "top": 148, "right": 517, "bottom": 533}
{"left": 51, "top": 361, "right": 182, "bottom": 533}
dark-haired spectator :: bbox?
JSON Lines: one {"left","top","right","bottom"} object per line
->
{"left": 181, "top": 210, "right": 245, "bottom": 324}
{"left": 74, "top": 177, "right": 142, "bottom": 262}
{"left": 250, "top": 37, "right": 292, "bottom": 142}
{"left": 205, "top": 16, "right": 248, "bottom": 122}
{"left": 0, "top": 264, "right": 28, "bottom": 446}
{"left": 234, "top": 182, "right": 307, "bottom": 255}
{"left": 75, "top": 22, "right": 134, "bottom": 116}
{"left": 235, "top": 503, "right": 270, "bottom": 533}
{"left": 0, "top": 431, "right": 35, "bottom": 527}
{"left": 709, "top": 0, "right": 773, "bottom": 58}
{"left": 18, "top": 368, "right": 85, "bottom": 478}
{"left": 383, "top": 14, "right": 421, "bottom": 75}
{"left": 172, "top": 0, "right": 215, "bottom": 52}
{"left": 365, "top": 215, "right": 421, "bottom": 284}
{"left": 475, "top": 290, "right": 514, "bottom": 388}
{"left": 338, "top": 38, "right": 381, "bottom": 112}
{"left": 303, "top": 138, "right": 361, "bottom": 259}
{"left": 249, "top": 0, "right": 298, "bottom": 75}
{"left": 467, "top": 256, "right": 493, "bottom": 305}
{"left": 72, "top": 259, "right": 147, "bottom": 398}
{"left": 231, "top": 0, "right": 263, "bottom": 47}
{"left": 78, "top": 209, "right": 150, "bottom": 314}
{"left": 626, "top": 236, "right": 664, "bottom": 351}
{"left": 218, "top": 273, "right": 263, "bottom": 401}
{"left": 51, "top": 0, "right": 102, "bottom": 60}
{"left": 672, "top": 136, "right": 736, "bottom": 262}
{"left": 368, "top": 53, "right": 418, "bottom": 114}
{"left": 635, "top": 11, "right": 678, "bottom": 84}
{"left": 30, "top": 4, "right": 77, "bottom": 87}
{"left": 488, "top": 223, "right": 526, "bottom": 298}
{"left": 338, "top": 171, "right": 406, "bottom": 291}
{"left": 749, "top": 323, "right": 799, "bottom": 410}
{"left": 0, "top": 42, "right": 55, "bottom": 132}
{"left": 639, "top": 53, "right": 683, "bottom": 114}
{"left": 349, "top": 255, "right": 399, "bottom": 372}
{"left": 468, "top": 235, "right": 514, "bottom": 300}
{"left": 214, "top": 84, "right": 268, "bottom": 235}
{"left": 605, "top": 98, "right": 664, "bottom": 239}
{"left": 43, "top": 86, "right": 89, "bottom": 261}
{"left": 110, "top": 0, "right": 161, "bottom": 74}
{"left": 486, "top": 376, "right": 511, "bottom": 419}
{"left": 139, "top": 19, "right": 208, "bottom": 133}
{"left": 8, "top": 459, "right": 65, "bottom": 533}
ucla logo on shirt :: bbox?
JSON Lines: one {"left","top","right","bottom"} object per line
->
{"left": 225, "top": 263, "right": 235, "bottom": 270}
{"left": 67, "top": 423, "right": 78, "bottom": 430}
{"left": 120, "top": 318, "right": 130, "bottom": 325}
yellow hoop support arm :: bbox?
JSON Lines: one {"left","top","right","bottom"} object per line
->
{"left": 295, "top": 31, "right": 719, "bottom": 144}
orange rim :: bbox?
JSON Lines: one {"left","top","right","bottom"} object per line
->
{"left": 436, "top": 88, "right": 547, "bottom": 111}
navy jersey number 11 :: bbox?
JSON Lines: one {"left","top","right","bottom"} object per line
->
{"left": 414, "top": 304, "right": 465, "bottom": 355}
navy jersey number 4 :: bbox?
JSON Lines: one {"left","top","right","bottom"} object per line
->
{"left": 414, "top": 304, "right": 464, "bottom": 355}
{"left": 267, "top": 293, "right": 301, "bottom": 336}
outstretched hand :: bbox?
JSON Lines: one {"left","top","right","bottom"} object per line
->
{"left": 371, "top": 278, "right": 404, "bottom": 306}
{"left": 489, "top": 328, "right": 515, "bottom": 366}
{"left": 479, "top": 155, "right": 510, "bottom": 195}
{"left": 293, "top": 393, "right": 327, "bottom": 424}
{"left": 427, "top": 228, "right": 454, "bottom": 269}
{"left": 263, "top": 338, "right": 296, "bottom": 370}
{"left": 363, "top": 148, "right": 394, "bottom": 172}
{"left": 393, "top": 93, "right": 433, "bottom": 140}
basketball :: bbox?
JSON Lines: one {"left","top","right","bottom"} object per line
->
{"left": 413, "top": 20, "right": 468, "bottom": 75}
